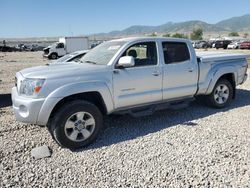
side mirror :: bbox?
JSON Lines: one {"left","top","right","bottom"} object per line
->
{"left": 197, "top": 57, "right": 202, "bottom": 63}
{"left": 118, "top": 56, "right": 135, "bottom": 68}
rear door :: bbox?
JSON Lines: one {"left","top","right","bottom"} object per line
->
{"left": 161, "top": 41, "right": 198, "bottom": 100}
{"left": 113, "top": 41, "right": 163, "bottom": 109}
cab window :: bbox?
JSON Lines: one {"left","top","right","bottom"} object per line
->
{"left": 122, "top": 42, "right": 158, "bottom": 67}
{"left": 57, "top": 43, "right": 64, "bottom": 48}
{"left": 162, "top": 42, "right": 190, "bottom": 64}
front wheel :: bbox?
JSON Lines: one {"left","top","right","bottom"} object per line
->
{"left": 50, "top": 53, "right": 58, "bottom": 59}
{"left": 206, "top": 79, "right": 233, "bottom": 108}
{"left": 49, "top": 100, "right": 103, "bottom": 149}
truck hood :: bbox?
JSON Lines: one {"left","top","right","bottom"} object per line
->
{"left": 43, "top": 46, "right": 51, "bottom": 50}
{"left": 20, "top": 62, "right": 107, "bottom": 79}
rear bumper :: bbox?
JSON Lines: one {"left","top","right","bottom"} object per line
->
{"left": 242, "top": 73, "right": 248, "bottom": 84}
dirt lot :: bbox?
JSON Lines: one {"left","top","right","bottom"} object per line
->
{"left": 0, "top": 52, "right": 49, "bottom": 94}
{"left": 0, "top": 51, "right": 250, "bottom": 187}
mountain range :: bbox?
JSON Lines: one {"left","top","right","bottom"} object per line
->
{"left": 93, "top": 14, "right": 250, "bottom": 38}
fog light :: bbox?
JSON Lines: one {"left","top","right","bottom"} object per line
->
{"left": 19, "top": 105, "right": 29, "bottom": 117}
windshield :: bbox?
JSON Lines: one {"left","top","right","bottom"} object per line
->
{"left": 50, "top": 42, "right": 58, "bottom": 48}
{"left": 80, "top": 41, "right": 126, "bottom": 65}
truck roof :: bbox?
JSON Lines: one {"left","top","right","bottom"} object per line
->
{"left": 110, "top": 37, "right": 190, "bottom": 43}
{"left": 60, "top": 36, "right": 89, "bottom": 39}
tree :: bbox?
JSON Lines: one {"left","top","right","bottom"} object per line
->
{"left": 228, "top": 32, "right": 239, "bottom": 37}
{"left": 172, "top": 33, "right": 188, "bottom": 39}
{"left": 162, "top": 33, "right": 171, "bottom": 37}
{"left": 149, "top": 32, "right": 157, "bottom": 37}
{"left": 244, "top": 33, "right": 249, "bottom": 38}
{"left": 190, "top": 28, "right": 203, "bottom": 40}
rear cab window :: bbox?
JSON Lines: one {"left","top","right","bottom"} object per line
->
{"left": 162, "top": 42, "right": 190, "bottom": 64}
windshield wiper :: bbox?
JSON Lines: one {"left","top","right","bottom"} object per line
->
{"left": 80, "top": 60, "right": 97, "bottom": 64}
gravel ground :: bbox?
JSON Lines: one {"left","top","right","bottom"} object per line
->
{"left": 0, "top": 52, "right": 250, "bottom": 187}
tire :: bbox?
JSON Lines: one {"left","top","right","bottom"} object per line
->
{"left": 50, "top": 53, "right": 58, "bottom": 60}
{"left": 49, "top": 100, "right": 103, "bottom": 149}
{"left": 206, "top": 79, "right": 233, "bottom": 109}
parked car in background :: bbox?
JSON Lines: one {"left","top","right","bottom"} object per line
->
{"left": 29, "top": 44, "right": 45, "bottom": 51}
{"left": 192, "top": 41, "right": 198, "bottom": 48}
{"left": 14, "top": 44, "right": 44, "bottom": 51}
{"left": 0, "top": 45, "right": 16, "bottom": 52}
{"left": 227, "top": 41, "right": 242, "bottom": 49}
{"left": 43, "top": 37, "right": 89, "bottom": 59}
{"left": 15, "top": 44, "right": 25, "bottom": 51}
{"left": 192, "top": 41, "right": 209, "bottom": 49}
{"left": 195, "top": 41, "right": 209, "bottom": 49}
{"left": 240, "top": 41, "right": 250, "bottom": 49}
{"left": 208, "top": 40, "right": 216, "bottom": 48}
{"left": 51, "top": 50, "right": 89, "bottom": 63}
{"left": 21, "top": 44, "right": 34, "bottom": 51}
{"left": 91, "top": 41, "right": 103, "bottom": 49}
{"left": 215, "top": 40, "right": 232, "bottom": 49}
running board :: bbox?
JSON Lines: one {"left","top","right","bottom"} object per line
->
{"left": 114, "top": 98, "right": 194, "bottom": 118}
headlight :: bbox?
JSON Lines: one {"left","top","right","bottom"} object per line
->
{"left": 19, "top": 78, "right": 45, "bottom": 97}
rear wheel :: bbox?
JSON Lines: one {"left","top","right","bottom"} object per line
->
{"left": 49, "top": 100, "right": 103, "bottom": 149}
{"left": 206, "top": 79, "right": 233, "bottom": 108}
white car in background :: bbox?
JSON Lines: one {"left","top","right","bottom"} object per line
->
{"left": 52, "top": 50, "right": 89, "bottom": 63}
{"left": 227, "top": 41, "right": 242, "bottom": 49}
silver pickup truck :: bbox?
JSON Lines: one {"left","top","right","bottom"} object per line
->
{"left": 12, "top": 37, "right": 248, "bottom": 149}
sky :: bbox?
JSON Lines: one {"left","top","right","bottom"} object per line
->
{"left": 1, "top": 0, "right": 250, "bottom": 38}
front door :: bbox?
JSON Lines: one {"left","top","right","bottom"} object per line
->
{"left": 56, "top": 43, "right": 66, "bottom": 56}
{"left": 113, "top": 42, "right": 163, "bottom": 109}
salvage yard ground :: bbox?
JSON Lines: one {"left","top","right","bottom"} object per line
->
{"left": 0, "top": 51, "right": 250, "bottom": 187}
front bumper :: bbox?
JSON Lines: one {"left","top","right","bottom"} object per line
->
{"left": 11, "top": 87, "right": 45, "bottom": 124}
{"left": 43, "top": 53, "right": 49, "bottom": 58}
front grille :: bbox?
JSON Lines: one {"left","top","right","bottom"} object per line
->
{"left": 44, "top": 48, "right": 49, "bottom": 55}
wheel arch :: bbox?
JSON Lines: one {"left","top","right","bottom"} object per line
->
{"left": 206, "top": 71, "right": 236, "bottom": 98}
{"left": 37, "top": 82, "right": 114, "bottom": 126}
{"left": 48, "top": 91, "right": 108, "bottom": 123}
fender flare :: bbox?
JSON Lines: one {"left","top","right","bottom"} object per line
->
{"left": 37, "top": 81, "right": 114, "bottom": 125}
{"left": 205, "top": 66, "right": 237, "bottom": 95}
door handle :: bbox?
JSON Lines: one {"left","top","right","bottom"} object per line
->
{"left": 188, "top": 68, "right": 194, "bottom": 72}
{"left": 113, "top": 70, "right": 120, "bottom": 74}
{"left": 152, "top": 71, "right": 161, "bottom": 76}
